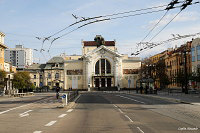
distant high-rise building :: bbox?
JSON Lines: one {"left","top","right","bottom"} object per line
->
{"left": 4, "top": 45, "right": 33, "bottom": 69}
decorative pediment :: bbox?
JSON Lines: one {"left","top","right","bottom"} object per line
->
{"left": 83, "top": 45, "right": 122, "bottom": 58}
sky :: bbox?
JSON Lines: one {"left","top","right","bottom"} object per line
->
{"left": 0, "top": 0, "right": 200, "bottom": 63}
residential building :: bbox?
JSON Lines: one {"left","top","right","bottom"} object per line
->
{"left": 4, "top": 45, "right": 33, "bottom": 69}
{"left": 26, "top": 35, "right": 141, "bottom": 90}
{"left": 149, "top": 50, "right": 168, "bottom": 88}
{"left": 0, "top": 32, "right": 7, "bottom": 70}
{"left": 191, "top": 38, "right": 200, "bottom": 73}
{"left": 164, "top": 42, "right": 192, "bottom": 88}
{"left": 0, "top": 32, "right": 17, "bottom": 95}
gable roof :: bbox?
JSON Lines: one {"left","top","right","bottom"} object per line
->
{"left": 83, "top": 45, "right": 122, "bottom": 58}
{"left": 83, "top": 41, "right": 115, "bottom": 46}
{"left": 47, "top": 56, "right": 64, "bottom": 63}
{"left": 26, "top": 64, "right": 46, "bottom": 70}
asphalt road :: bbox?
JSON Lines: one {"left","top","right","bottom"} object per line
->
{"left": 0, "top": 92, "right": 199, "bottom": 133}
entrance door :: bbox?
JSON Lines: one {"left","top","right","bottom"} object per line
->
{"left": 107, "top": 78, "right": 111, "bottom": 87}
{"left": 72, "top": 76, "right": 78, "bottom": 89}
{"left": 95, "top": 78, "right": 99, "bottom": 87}
{"left": 101, "top": 78, "right": 105, "bottom": 87}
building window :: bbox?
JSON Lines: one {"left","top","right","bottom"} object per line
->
{"left": 95, "top": 60, "right": 99, "bottom": 74}
{"left": 40, "top": 74, "right": 43, "bottom": 79}
{"left": 55, "top": 73, "right": 59, "bottom": 79}
{"left": 95, "top": 59, "right": 111, "bottom": 75}
{"left": 48, "top": 82, "right": 51, "bottom": 86}
{"left": 34, "top": 75, "right": 36, "bottom": 79}
{"left": 191, "top": 47, "right": 195, "bottom": 62}
{"left": 39, "top": 82, "right": 43, "bottom": 87}
{"left": 197, "top": 45, "right": 200, "bottom": 61}
{"left": 101, "top": 59, "right": 105, "bottom": 74}
{"left": 48, "top": 73, "right": 51, "bottom": 78}
{"left": 34, "top": 82, "right": 36, "bottom": 86}
{"left": 106, "top": 60, "right": 111, "bottom": 74}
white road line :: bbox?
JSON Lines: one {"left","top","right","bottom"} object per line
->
{"left": 45, "top": 121, "right": 57, "bottom": 127}
{"left": 58, "top": 114, "right": 67, "bottom": 118}
{"left": 124, "top": 115, "right": 133, "bottom": 122}
{"left": 118, "top": 108, "right": 124, "bottom": 114}
{"left": 33, "top": 131, "right": 42, "bottom": 133}
{"left": 0, "top": 104, "right": 31, "bottom": 115}
{"left": 116, "top": 95, "right": 145, "bottom": 104}
{"left": 66, "top": 109, "right": 73, "bottom": 113}
{"left": 19, "top": 110, "right": 33, "bottom": 117}
{"left": 113, "top": 104, "right": 118, "bottom": 108}
{"left": 20, "top": 113, "right": 29, "bottom": 117}
{"left": 137, "top": 127, "right": 145, "bottom": 133}
{"left": 20, "top": 110, "right": 33, "bottom": 115}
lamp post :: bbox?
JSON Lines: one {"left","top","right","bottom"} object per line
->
{"left": 183, "top": 49, "right": 188, "bottom": 94}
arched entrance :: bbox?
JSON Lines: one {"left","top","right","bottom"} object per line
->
{"left": 93, "top": 59, "right": 113, "bottom": 87}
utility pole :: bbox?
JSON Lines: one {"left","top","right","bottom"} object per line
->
{"left": 183, "top": 48, "right": 188, "bottom": 94}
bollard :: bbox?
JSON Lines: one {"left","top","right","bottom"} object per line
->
{"left": 62, "top": 94, "right": 68, "bottom": 105}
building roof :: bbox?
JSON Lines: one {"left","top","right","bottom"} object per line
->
{"left": 47, "top": 56, "right": 65, "bottom": 63}
{"left": 26, "top": 64, "right": 46, "bottom": 70}
{"left": 83, "top": 41, "right": 115, "bottom": 46}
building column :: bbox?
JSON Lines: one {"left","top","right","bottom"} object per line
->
{"left": 114, "top": 57, "right": 119, "bottom": 87}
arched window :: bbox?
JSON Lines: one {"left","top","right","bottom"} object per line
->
{"left": 95, "top": 59, "right": 111, "bottom": 75}
{"left": 55, "top": 73, "right": 59, "bottom": 79}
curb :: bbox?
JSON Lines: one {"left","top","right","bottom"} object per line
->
{"left": 120, "top": 92, "right": 198, "bottom": 105}
{"left": 57, "top": 94, "right": 81, "bottom": 109}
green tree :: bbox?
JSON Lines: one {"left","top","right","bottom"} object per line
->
{"left": 0, "top": 70, "right": 6, "bottom": 91}
{"left": 13, "top": 71, "right": 33, "bottom": 93}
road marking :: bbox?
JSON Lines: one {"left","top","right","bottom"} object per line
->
{"left": 0, "top": 104, "right": 31, "bottom": 115}
{"left": 137, "top": 127, "right": 145, "bottom": 133}
{"left": 124, "top": 115, "right": 133, "bottom": 122}
{"left": 58, "top": 114, "right": 67, "bottom": 118}
{"left": 113, "top": 104, "right": 118, "bottom": 108}
{"left": 20, "top": 110, "right": 33, "bottom": 115}
{"left": 45, "top": 121, "right": 57, "bottom": 126}
{"left": 66, "top": 109, "right": 73, "bottom": 113}
{"left": 116, "top": 95, "right": 145, "bottom": 104}
{"left": 118, "top": 108, "right": 124, "bottom": 114}
{"left": 33, "top": 131, "right": 42, "bottom": 133}
{"left": 20, "top": 113, "right": 29, "bottom": 117}
{"left": 19, "top": 110, "right": 33, "bottom": 117}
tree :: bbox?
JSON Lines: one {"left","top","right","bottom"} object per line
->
{"left": 13, "top": 71, "right": 34, "bottom": 93}
{"left": 0, "top": 70, "right": 6, "bottom": 91}
{"left": 154, "top": 60, "right": 170, "bottom": 89}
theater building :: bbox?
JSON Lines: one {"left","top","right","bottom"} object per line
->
{"left": 27, "top": 35, "right": 141, "bottom": 90}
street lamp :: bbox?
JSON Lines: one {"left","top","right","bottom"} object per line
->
{"left": 183, "top": 49, "right": 189, "bottom": 94}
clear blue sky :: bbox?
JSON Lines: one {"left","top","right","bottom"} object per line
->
{"left": 0, "top": 0, "right": 200, "bottom": 63}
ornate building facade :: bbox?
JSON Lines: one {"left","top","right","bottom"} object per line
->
{"left": 26, "top": 36, "right": 141, "bottom": 90}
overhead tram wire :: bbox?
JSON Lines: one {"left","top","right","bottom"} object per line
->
{"left": 42, "top": 2, "right": 180, "bottom": 53}
{"left": 147, "top": 0, "right": 199, "bottom": 43}
{"left": 131, "top": 0, "right": 200, "bottom": 56}
{"left": 136, "top": 0, "right": 180, "bottom": 50}
{"left": 149, "top": 10, "right": 182, "bottom": 43}
{"left": 47, "top": 18, "right": 110, "bottom": 52}
{"left": 43, "top": 3, "right": 171, "bottom": 44}
{"left": 131, "top": 32, "right": 200, "bottom": 55}
{"left": 47, "top": 9, "right": 169, "bottom": 52}
{"left": 47, "top": 4, "right": 186, "bottom": 52}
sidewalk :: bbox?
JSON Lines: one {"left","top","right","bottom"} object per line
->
{"left": 155, "top": 91, "right": 200, "bottom": 105}
{"left": 114, "top": 90, "right": 200, "bottom": 106}
{"left": 133, "top": 90, "right": 200, "bottom": 106}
